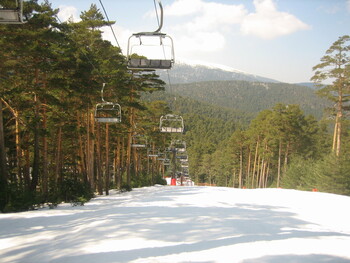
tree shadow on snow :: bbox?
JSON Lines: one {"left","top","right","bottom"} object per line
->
{"left": 1, "top": 186, "right": 350, "bottom": 263}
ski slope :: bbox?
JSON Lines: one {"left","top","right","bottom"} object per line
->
{"left": 1, "top": 186, "right": 350, "bottom": 263}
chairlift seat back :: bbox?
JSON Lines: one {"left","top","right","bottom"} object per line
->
{"left": 95, "top": 102, "right": 121, "bottom": 123}
{"left": 0, "top": 8, "right": 23, "bottom": 24}
{"left": 128, "top": 58, "right": 172, "bottom": 70}
{"left": 0, "top": 0, "right": 26, "bottom": 24}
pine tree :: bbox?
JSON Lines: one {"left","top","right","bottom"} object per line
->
{"left": 311, "top": 35, "right": 350, "bottom": 156}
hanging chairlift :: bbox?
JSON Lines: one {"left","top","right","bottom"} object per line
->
{"left": 127, "top": 0, "right": 175, "bottom": 70}
{"left": 94, "top": 83, "right": 122, "bottom": 123}
{"left": 163, "top": 158, "right": 171, "bottom": 166}
{"left": 180, "top": 157, "right": 188, "bottom": 163}
{"left": 147, "top": 148, "right": 159, "bottom": 157}
{"left": 0, "top": 0, "right": 26, "bottom": 24}
{"left": 159, "top": 114, "right": 184, "bottom": 133}
{"left": 157, "top": 152, "right": 166, "bottom": 161}
{"left": 181, "top": 162, "right": 189, "bottom": 168}
{"left": 172, "top": 140, "right": 186, "bottom": 153}
{"left": 177, "top": 155, "right": 188, "bottom": 162}
{"left": 131, "top": 134, "right": 148, "bottom": 148}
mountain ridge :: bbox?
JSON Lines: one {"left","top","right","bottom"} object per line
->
{"left": 158, "top": 60, "right": 280, "bottom": 84}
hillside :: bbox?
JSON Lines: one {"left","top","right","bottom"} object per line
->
{"left": 158, "top": 61, "right": 279, "bottom": 84}
{"left": 1, "top": 186, "right": 350, "bottom": 263}
{"left": 168, "top": 80, "right": 330, "bottom": 119}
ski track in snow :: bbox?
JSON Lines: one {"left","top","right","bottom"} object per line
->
{"left": 1, "top": 186, "right": 350, "bottom": 263}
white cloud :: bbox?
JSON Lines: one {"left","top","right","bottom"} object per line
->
{"left": 240, "top": 0, "right": 311, "bottom": 39}
{"left": 164, "top": 0, "right": 247, "bottom": 54}
{"left": 165, "top": 0, "right": 203, "bottom": 16}
{"left": 176, "top": 32, "right": 226, "bottom": 53}
{"left": 58, "top": 5, "right": 81, "bottom": 22}
{"left": 347, "top": 0, "right": 350, "bottom": 12}
{"left": 162, "top": 0, "right": 310, "bottom": 56}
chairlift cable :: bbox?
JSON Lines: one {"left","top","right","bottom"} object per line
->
{"left": 153, "top": 0, "right": 160, "bottom": 30}
{"left": 98, "top": 0, "right": 122, "bottom": 50}
{"left": 153, "top": 0, "right": 176, "bottom": 111}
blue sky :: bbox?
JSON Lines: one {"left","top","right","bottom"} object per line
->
{"left": 49, "top": 0, "right": 350, "bottom": 83}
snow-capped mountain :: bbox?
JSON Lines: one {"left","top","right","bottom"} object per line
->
{"left": 158, "top": 59, "right": 279, "bottom": 84}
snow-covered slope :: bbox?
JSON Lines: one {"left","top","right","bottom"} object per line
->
{"left": 158, "top": 60, "right": 279, "bottom": 84}
{"left": 1, "top": 186, "right": 350, "bottom": 263}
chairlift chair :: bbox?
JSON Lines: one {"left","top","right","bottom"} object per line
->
{"left": 147, "top": 149, "right": 159, "bottom": 157}
{"left": 163, "top": 158, "right": 171, "bottom": 166}
{"left": 157, "top": 152, "right": 166, "bottom": 161}
{"left": 94, "top": 83, "right": 122, "bottom": 123}
{"left": 172, "top": 140, "right": 186, "bottom": 153}
{"left": 0, "top": 0, "right": 26, "bottom": 24}
{"left": 131, "top": 135, "right": 147, "bottom": 148}
{"left": 159, "top": 114, "right": 184, "bottom": 133}
{"left": 127, "top": 0, "right": 175, "bottom": 70}
{"left": 180, "top": 157, "right": 188, "bottom": 163}
{"left": 181, "top": 163, "right": 189, "bottom": 168}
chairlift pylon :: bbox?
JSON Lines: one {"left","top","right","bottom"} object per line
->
{"left": 94, "top": 83, "right": 122, "bottom": 123}
{"left": 0, "top": 0, "right": 26, "bottom": 24}
{"left": 127, "top": 0, "right": 175, "bottom": 70}
{"left": 159, "top": 114, "right": 184, "bottom": 133}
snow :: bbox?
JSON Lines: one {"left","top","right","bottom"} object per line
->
{"left": 1, "top": 186, "right": 350, "bottom": 263}
{"left": 177, "top": 58, "right": 250, "bottom": 75}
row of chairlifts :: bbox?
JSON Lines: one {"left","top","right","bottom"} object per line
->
{"left": 0, "top": 0, "right": 26, "bottom": 24}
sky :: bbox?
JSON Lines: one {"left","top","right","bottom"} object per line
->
{"left": 48, "top": 0, "right": 350, "bottom": 83}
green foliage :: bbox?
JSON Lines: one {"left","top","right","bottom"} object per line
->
{"left": 120, "top": 184, "right": 133, "bottom": 192}
{"left": 130, "top": 173, "right": 165, "bottom": 188}
{"left": 154, "top": 175, "right": 167, "bottom": 186}
{"left": 282, "top": 156, "right": 316, "bottom": 190}
{"left": 283, "top": 154, "right": 350, "bottom": 195}
{"left": 59, "top": 175, "right": 94, "bottom": 204}
{"left": 3, "top": 187, "right": 37, "bottom": 213}
{"left": 168, "top": 81, "right": 330, "bottom": 119}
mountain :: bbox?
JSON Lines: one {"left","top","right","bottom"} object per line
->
{"left": 167, "top": 80, "right": 330, "bottom": 119}
{"left": 296, "top": 82, "right": 324, "bottom": 89}
{"left": 158, "top": 60, "right": 279, "bottom": 84}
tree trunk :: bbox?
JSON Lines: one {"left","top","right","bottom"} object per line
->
{"left": 87, "top": 112, "right": 95, "bottom": 192}
{"left": 239, "top": 146, "right": 243, "bottom": 188}
{"left": 277, "top": 140, "right": 282, "bottom": 188}
{"left": 126, "top": 130, "right": 132, "bottom": 186}
{"left": 252, "top": 139, "right": 259, "bottom": 188}
{"left": 232, "top": 169, "right": 236, "bottom": 188}
{"left": 115, "top": 136, "right": 121, "bottom": 189}
{"left": 96, "top": 123, "right": 103, "bottom": 195}
{"left": 42, "top": 105, "right": 48, "bottom": 197}
{"left": 121, "top": 137, "right": 125, "bottom": 185}
{"left": 55, "top": 125, "right": 63, "bottom": 185}
{"left": 30, "top": 94, "right": 40, "bottom": 192}
{"left": 77, "top": 112, "right": 88, "bottom": 183}
{"left": 0, "top": 100, "right": 8, "bottom": 209}
{"left": 256, "top": 154, "right": 261, "bottom": 188}
{"left": 105, "top": 123, "right": 110, "bottom": 195}
{"left": 335, "top": 81, "right": 343, "bottom": 156}
{"left": 332, "top": 118, "right": 338, "bottom": 153}
{"left": 283, "top": 141, "right": 290, "bottom": 176}
{"left": 246, "top": 148, "right": 251, "bottom": 188}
